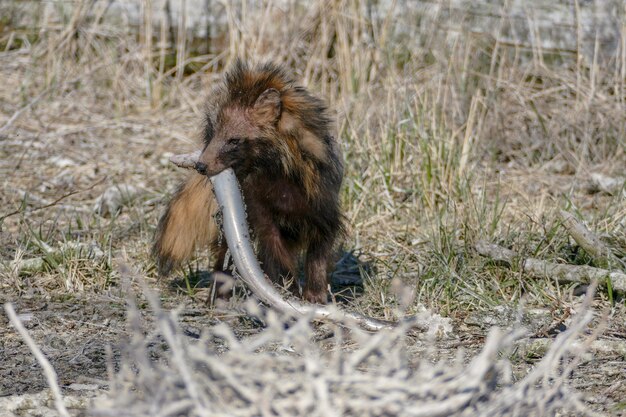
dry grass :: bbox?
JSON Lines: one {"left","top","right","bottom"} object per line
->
{"left": 89, "top": 271, "right": 600, "bottom": 417}
{"left": 0, "top": 0, "right": 625, "bottom": 414}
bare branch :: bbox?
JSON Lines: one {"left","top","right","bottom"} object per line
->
{"left": 0, "top": 177, "right": 106, "bottom": 222}
{"left": 93, "top": 284, "right": 601, "bottom": 417}
{"left": 475, "top": 240, "right": 626, "bottom": 293}
{"left": 559, "top": 210, "right": 623, "bottom": 269}
{"left": 4, "top": 303, "right": 70, "bottom": 417}
{"left": 169, "top": 150, "right": 202, "bottom": 169}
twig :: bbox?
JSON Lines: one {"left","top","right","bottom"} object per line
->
{"left": 93, "top": 288, "right": 597, "bottom": 417}
{"left": 119, "top": 263, "right": 211, "bottom": 413}
{"left": 475, "top": 241, "right": 626, "bottom": 293}
{"left": 4, "top": 303, "right": 70, "bottom": 417}
{"left": 169, "top": 150, "right": 202, "bottom": 169}
{"left": 0, "top": 89, "right": 49, "bottom": 135}
{"left": 518, "top": 334, "right": 626, "bottom": 360}
{"left": 559, "top": 210, "right": 623, "bottom": 269}
{"left": 0, "top": 177, "right": 106, "bottom": 222}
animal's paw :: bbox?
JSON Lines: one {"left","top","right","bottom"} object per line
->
{"left": 302, "top": 288, "right": 328, "bottom": 304}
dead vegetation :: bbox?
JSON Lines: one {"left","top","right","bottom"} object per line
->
{"left": 87, "top": 276, "right": 601, "bottom": 417}
{"left": 0, "top": 0, "right": 625, "bottom": 415}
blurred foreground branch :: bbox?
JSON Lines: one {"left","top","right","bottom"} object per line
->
{"left": 4, "top": 304, "right": 70, "bottom": 417}
{"left": 90, "top": 272, "right": 600, "bottom": 417}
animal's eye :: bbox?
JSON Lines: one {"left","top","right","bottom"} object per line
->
{"left": 227, "top": 138, "right": 242, "bottom": 146}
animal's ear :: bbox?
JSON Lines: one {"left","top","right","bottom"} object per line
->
{"left": 252, "top": 88, "right": 281, "bottom": 125}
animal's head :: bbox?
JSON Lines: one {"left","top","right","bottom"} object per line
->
{"left": 195, "top": 60, "right": 340, "bottom": 197}
{"left": 196, "top": 86, "right": 282, "bottom": 177}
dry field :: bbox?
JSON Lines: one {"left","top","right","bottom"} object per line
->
{"left": 0, "top": 1, "right": 625, "bottom": 416}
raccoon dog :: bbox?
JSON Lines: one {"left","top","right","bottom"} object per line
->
{"left": 153, "top": 61, "right": 344, "bottom": 303}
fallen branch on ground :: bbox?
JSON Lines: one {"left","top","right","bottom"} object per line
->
{"left": 0, "top": 178, "right": 106, "bottom": 222}
{"left": 558, "top": 209, "right": 624, "bottom": 269}
{"left": 475, "top": 240, "right": 626, "bottom": 293}
{"left": 518, "top": 337, "right": 626, "bottom": 360}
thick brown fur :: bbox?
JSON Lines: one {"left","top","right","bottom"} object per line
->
{"left": 153, "top": 60, "right": 344, "bottom": 303}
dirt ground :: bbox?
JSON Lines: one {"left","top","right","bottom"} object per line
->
{"left": 2, "top": 289, "right": 626, "bottom": 415}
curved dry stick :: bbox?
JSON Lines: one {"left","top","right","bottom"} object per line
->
{"left": 210, "top": 168, "right": 397, "bottom": 331}
{"left": 170, "top": 152, "right": 450, "bottom": 333}
{"left": 4, "top": 303, "right": 71, "bottom": 417}
{"left": 558, "top": 210, "right": 624, "bottom": 270}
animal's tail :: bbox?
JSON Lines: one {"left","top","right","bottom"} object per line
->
{"left": 152, "top": 172, "right": 218, "bottom": 275}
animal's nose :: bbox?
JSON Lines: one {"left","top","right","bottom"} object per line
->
{"left": 195, "top": 162, "right": 208, "bottom": 175}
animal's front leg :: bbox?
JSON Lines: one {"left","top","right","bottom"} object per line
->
{"left": 207, "top": 241, "right": 234, "bottom": 300}
{"left": 303, "top": 240, "right": 332, "bottom": 304}
{"left": 256, "top": 224, "right": 299, "bottom": 295}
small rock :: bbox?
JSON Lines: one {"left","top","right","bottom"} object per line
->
{"left": 93, "top": 184, "right": 141, "bottom": 216}
{"left": 47, "top": 156, "right": 76, "bottom": 168}
{"left": 160, "top": 151, "right": 174, "bottom": 167}
{"left": 67, "top": 383, "right": 100, "bottom": 391}
{"left": 545, "top": 157, "right": 571, "bottom": 174}
{"left": 588, "top": 173, "right": 625, "bottom": 195}
{"left": 60, "top": 241, "right": 105, "bottom": 261}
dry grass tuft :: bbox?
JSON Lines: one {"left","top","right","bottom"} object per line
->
{"left": 92, "top": 271, "right": 599, "bottom": 417}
